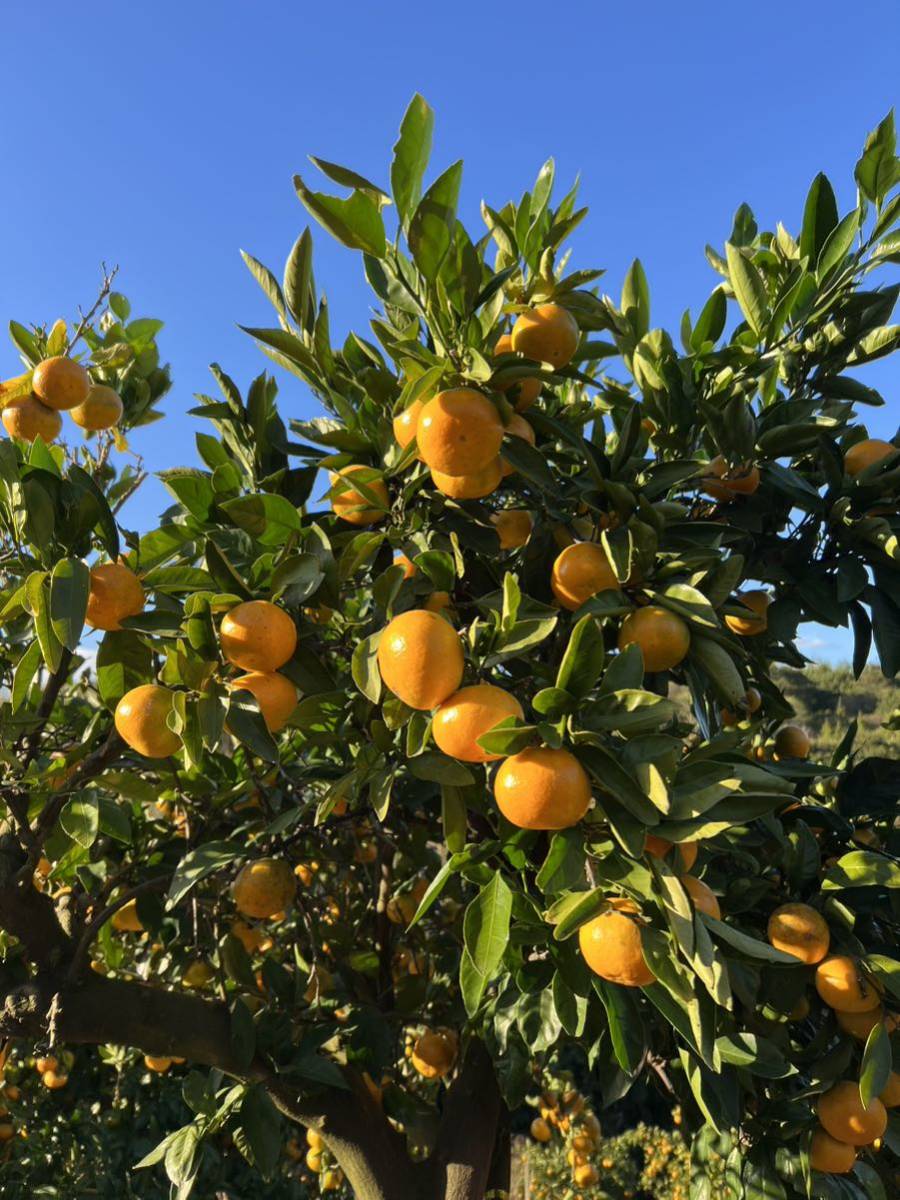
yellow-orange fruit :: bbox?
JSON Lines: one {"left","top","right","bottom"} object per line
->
{"left": 531, "top": 1116, "right": 552, "bottom": 1142}
{"left": 330, "top": 465, "right": 390, "bottom": 525}
{"left": 618, "top": 606, "right": 690, "bottom": 672}
{"left": 394, "top": 552, "right": 417, "bottom": 579}
{"left": 386, "top": 878, "right": 429, "bottom": 925}
{"left": 411, "top": 1030, "right": 457, "bottom": 1079}
{"left": 306, "top": 1148, "right": 323, "bottom": 1172}
{"left": 0, "top": 1123, "right": 15, "bottom": 1141}
{"left": 809, "top": 1128, "right": 856, "bottom": 1174}
{"left": 424, "top": 590, "right": 453, "bottom": 614}
{"left": 578, "top": 899, "right": 655, "bottom": 987}
{"left": 432, "top": 683, "right": 523, "bottom": 763}
{"left": 1, "top": 393, "right": 62, "bottom": 441}
{"left": 815, "top": 956, "right": 881, "bottom": 1013}
{"left": 644, "top": 836, "right": 698, "bottom": 871}
{"left": 69, "top": 384, "right": 123, "bottom": 431}
{"left": 431, "top": 459, "right": 502, "bottom": 499}
{"left": 817, "top": 1081, "right": 887, "bottom": 1146}
{"left": 681, "top": 874, "right": 721, "bottom": 919}
{"left": 844, "top": 438, "right": 896, "bottom": 477}
{"left": 745, "top": 686, "right": 763, "bottom": 713}
{"left": 835, "top": 1005, "right": 897, "bottom": 1040}
{"left": 551, "top": 542, "right": 618, "bottom": 611}
{"left": 111, "top": 898, "right": 143, "bottom": 932}
{"left": 144, "top": 1055, "right": 173, "bottom": 1073}
{"left": 42, "top": 1070, "right": 68, "bottom": 1089}
{"left": 512, "top": 303, "right": 580, "bottom": 368}
{"left": 220, "top": 600, "right": 297, "bottom": 672}
{"left": 574, "top": 1164, "right": 598, "bottom": 1187}
{"left": 232, "top": 858, "right": 296, "bottom": 919}
{"left": 321, "top": 1169, "right": 343, "bottom": 1191}
{"left": 377, "top": 609, "right": 464, "bottom": 710}
{"left": 499, "top": 413, "right": 535, "bottom": 477}
{"left": 497, "top": 371, "right": 542, "bottom": 412}
{"left": 32, "top": 356, "right": 91, "bottom": 410}
{"left": 393, "top": 399, "right": 423, "bottom": 449}
{"left": 182, "top": 960, "right": 213, "bottom": 988}
{"left": 774, "top": 725, "right": 811, "bottom": 759}
{"left": 417, "top": 389, "right": 503, "bottom": 476}
{"left": 701, "top": 455, "right": 761, "bottom": 500}
{"left": 880, "top": 1071, "right": 900, "bottom": 1107}
{"left": 491, "top": 509, "right": 533, "bottom": 549}
{"left": 230, "top": 671, "right": 298, "bottom": 733}
{"left": 766, "top": 903, "right": 830, "bottom": 964}
{"left": 725, "top": 591, "right": 770, "bottom": 636}
{"left": 114, "top": 685, "right": 181, "bottom": 758}
{"left": 494, "top": 747, "right": 591, "bottom": 830}
{"left": 85, "top": 561, "right": 145, "bottom": 631}
{"left": 231, "top": 920, "right": 270, "bottom": 954}
{"left": 35, "top": 1056, "right": 58, "bottom": 1074}
{"left": 306, "top": 1128, "right": 325, "bottom": 1150}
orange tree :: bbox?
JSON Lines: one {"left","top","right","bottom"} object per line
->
{"left": 1, "top": 96, "right": 899, "bottom": 1200}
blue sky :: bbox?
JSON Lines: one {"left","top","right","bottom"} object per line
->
{"left": 2, "top": 1, "right": 898, "bottom": 664}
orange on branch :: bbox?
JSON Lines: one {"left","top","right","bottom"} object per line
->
{"left": 431, "top": 459, "right": 502, "bottom": 499}
{"left": 700, "top": 455, "right": 761, "bottom": 500}
{"left": 432, "top": 683, "right": 523, "bottom": 763}
{"left": 111, "top": 898, "right": 143, "bottom": 932}
{"left": 85, "top": 561, "right": 145, "bottom": 631}
{"left": 551, "top": 542, "right": 618, "bottom": 611}
{"left": 394, "top": 551, "right": 417, "bottom": 579}
{"left": 880, "top": 1072, "right": 900, "bottom": 1108}
{"left": 417, "top": 388, "right": 503, "bottom": 476}
{"left": 773, "top": 724, "right": 811, "bottom": 760}
{"left": 767, "top": 903, "right": 829, "bottom": 964}
{"left": 229, "top": 671, "right": 298, "bottom": 733}
{"left": 512, "top": 303, "right": 580, "bottom": 368}
{"left": 579, "top": 899, "right": 654, "bottom": 987}
{"left": 530, "top": 1117, "right": 552, "bottom": 1142}
{"left": 499, "top": 413, "right": 535, "bottom": 477}
{"left": 70, "top": 384, "right": 123, "bottom": 430}
{"left": 494, "top": 746, "right": 591, "bottom": 830}
{"left": 220, "top": 600, "right": 297, "bottom": 672}
{"left": 725, "top": 590, "right": 770, "bottom": 636}
{"left": 411, "top": 1030, "right": 457, "bottom": 1079}
{"left": 330, "top": 465, "right": 389, "bottom": 525}
{"left": 377, "top": 609, "right": 464, "bottom": 710}
{"left": 645, "top": 836, "right": 698, "bottom": 871}
{"left": 392, "top": 398, "right": 423, "bottom": 449}
{"left": 844, "top": 437, "right": 896, "bottom": 476}
{"left": 815, "top": 956, "right": 881, "bottom": 1013}
{"left": 809, "top": 1128, "right": 856, "bottom": 1174}
{"left": 114, "top": 685, "right": 181, "bottom": 758}
{"left": 232, "top": 858, "right": 296, "bottom": 919}
{"left": 491, "top": 508, "right": 533, "bottom": 549}
{"left": 618, "top": 605, "right": 690, "bottom": 672}
{"left": 817, "top": 1081, "right": 886, "bottom": 1146}
{"left": 144, "top": 1055, "right": 173, "bottom": 1073}
{"left": 681, "top": 874, "right": 721, "bottom": 919}
{"left": 32, "top": 356, "right": 90, "bottom": 410}
{"left": 2, "top": 393, "right": 62, "bottom": 441}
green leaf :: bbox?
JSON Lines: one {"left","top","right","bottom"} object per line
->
{"left": 855, "top": 111, "right": 900, "bottom": 205}
{"left": 49, "top": 557, "right": 90, "bottom": 651}
{"left": 441, "top": 785, "right": 468, "bottom": 853}
{"left": 239, "top": 1085, "right": 281, "bottom": 1178}
{"left": 283, "top": 228, "right": 314, "bottom": 328}
{"left": 226, "top": 689, "right": 279, "bottom": 762}
{"left": 461, "top": 872, "right": 513, "bottom": 1015}
{"left": 167, "top": 841, "right": 243, "bottom": 908}
{"left": 11, "top": 640, "right": 42, "bottom": 712}
{"left": 220, "top": 493, "right": 302, "bottom": 547}
{"left": 621, "top": 259, "right": 650, "bottom": 338}
{"left": 26, "top": 571, "right": 63, "bottom": 674}
{"left": 715, "top": 1033, "right": 793, "bottom": 1079}
{"left": 800, "top": 172, "right": 839, "bottom": 262}
{"left": 816, "top": 208, "right": 860, "bottom": 279}
{"left": 351, "top": 632, "right": 382, "bottom": 703}
{"left": 391, "top": 93, "right": 434, "bottom": 227}
{"left": 308, "top": 157, "right": 390, "bottom": 207}
{"left": 700, "top": 915, "right": 798, "bottom": 963}
{"left": 293, "top": 177, "right": 386, "bottom": 257}
{"left": 725, "top": 242, "right": 769, "bottom": 338}
{"left": 690, "top": 287, "right": 727, "bottom": 351}
{"left": 536, "top": 829, "right": 585, "bottom": 894}
{"left": 689, "top": 635, "right": 746, "bottom": 706}
{"left": 96, "top": 630, "right": 153, "bottom": 710}
{"left": 408, "top": 160, "right": 463, "bottom": 282}
{"left": 859, "top": 1020, "right": 892, "bottom": 1106}
{"left": 555, "top": 615, "right": 606, "bottom": 698}
{"left": 821, "top": 850, "right": 900, "bottom": 890}
{"left": 60, "top": 794, "right": 99, "bottom": 849}
{"left": 240, "top": 251, "right": 286, "bottom": 320}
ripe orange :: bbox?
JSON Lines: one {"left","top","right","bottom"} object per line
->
{"left": 330, "top": 465, "right": 390, "bottom": 525}
{"left": 618, "top": 606, "right": 690, "bottom": 672}
{"left": 745, "top": 686, "right": 763, "bottom": 713}
{"left": 386, "top": 878, "right": 428, "bottom": 925}
{"left": 2, "top": 393, "right": 62, "bottom": 441}
{"left": 306, "top": 1128, "right": 325, "bottom": 1151}
{"left": 551, "top": 542, "right": 618, "bottom": 610}
{"left": 321, "top": 1169, "right": 343, "bottom": 1191}
{"left": 42, "top": 1070, "right": 68, "bottom": 1089}
{"left": 231, "top": 920, "right": 271, "bottom": 954}
{"left": 491, "top": 509, "right": 533, "bottom": 549}
{"left": 766, "top": 903, "right": 830, "bottom": 964}
{"left": 35, "top": 1056, "right": 58, "bottom": 1074}
{"left": 111, "top": 898, "right": 143, "bottom": 932}
{"left": 393, "top": 398, "right": 423, "bottom": 449}
{"left": 183, "top": 960, "right": 213, "bottom": 988}
{"left": 432, "top": 683, "right": 523, "bottom": 762}
{"left": 232, "top": 858, "right": 296, "bottom": 919}
{"left": 880, "top": 1071, "right": 900, "bottom": 1107}
{"left": 70, "top": 384, "right": 123, "bottom": 431}
{"left": 0, "top": 1123, "right": 15, "bottom": 1142}
{"left": 32, "top": 356, "right": 91, "bottom": 410}
{"left": 499, "top": 413, "right": 535, "bottom": 477}
{"left": 644, "top": 836, "right": 698, "bottom": 871}
{"left": 681, "top": 874, "right": 721, "bottom": 919}
{"left": 809, "top": 1127, "right": 856, "bottom": 1174}
{"left": 424, "top": 590, "right": 453, "bottom": 614}
{"left": 85, "top": 561, "right": 145, "bottom": 631}
{"left": 844, "top": 438, "right": 896, "bottom": 476}
{"left": 835, "top": 1006, "right": 897, "bottom": 1040}
{"left": 144, "top": 1055, "right": 173, "bottom": 1073}
{"left": 377, "top": 609, "right": 464, "bottom": 710}
{"left": 394, "top": 551, "right": 417, "bottom": 579}
{"left": 579, "top": 899, "right": 654, "bottom": 987}
{"left": 306, "top": 1148, "right": 323, "bottom": 1172}
{"left": 411, "top": 1030, "right": 457, "bottom": 1079}
{"left": 220, "top": 600, "right": 297, "bottom": 672}
{"left": 417, "top": 389, "right": 503, "bottom": 476}
{"left": 815, "top": 956, "right": 881, "bottom": 1013}
{"left": 817, "top": 1081, "right": 887, "bottom": 1146}
{"left": 229, "top": 671, "right": 298, "bottom": 733}
{"left": 774, "top": 725, "right": 811, "bottom": 759}
{"left": 494, "top": 747, "right": 591, "bottom": 829}
{"left": 495, "top": 363, "right": 542, "bottom": 412}
{"left": 700, "top": 455, "right": 761, "bottom": 500}
{"left": 114, "top": 685, "right": 181, "bottom": 758}
{"left": 574, "top": 1164, "right": 598, "bottom": 1187}
{"left": 512, "top": 303, "right": 580, "bottom": 368}
{"left": 725, "top": 591, "right": 770, "bottom": 636}
{"left": 431, "top": 459, "right": 502, "bottom": 499}
{"left": 531, "top": 1116, "right": 552, "bottom": 1142}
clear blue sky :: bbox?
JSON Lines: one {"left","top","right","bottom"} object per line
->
{"left": 2, "top": 1, "right": 898, "bottom": 664}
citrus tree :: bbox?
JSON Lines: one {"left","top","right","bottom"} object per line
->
{"left": 1, "top": 96, "right": 899, "bottom": 1200}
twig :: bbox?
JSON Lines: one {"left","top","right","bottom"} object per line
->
{"left": 66, "top": 874, "right": 168, "bottom": 983}
{"left": 68, "top": 265, "right": 119, "bottom": 355}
